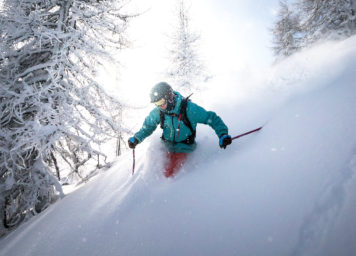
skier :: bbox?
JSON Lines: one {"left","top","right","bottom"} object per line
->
{"left": 128, "top": 82, "right": 232, "bottom": 177}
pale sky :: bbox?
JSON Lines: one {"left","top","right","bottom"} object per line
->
{"left": 102, "top": 0, "right": 280, "bottom": 103}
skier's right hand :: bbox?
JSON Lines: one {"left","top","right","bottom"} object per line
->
{"left": 128, "top": 137, "right": 138, "bottom": 149}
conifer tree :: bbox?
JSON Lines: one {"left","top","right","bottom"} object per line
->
{"left": 166, "top": 0, "right": 208, "bottom": 94}
{"left": 0, "top": 0, "right": 131, "bottom": 233}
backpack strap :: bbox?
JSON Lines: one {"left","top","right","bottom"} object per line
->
{"left": 179, "top": 95, "right": 195, "bottom": 136}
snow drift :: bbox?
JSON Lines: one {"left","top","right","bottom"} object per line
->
{"left": 0, "top": 37, "right": 356, "bottom": 256}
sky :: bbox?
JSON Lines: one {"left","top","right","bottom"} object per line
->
{"left": 100, "top": 0, "right": 280, "bottom": 105}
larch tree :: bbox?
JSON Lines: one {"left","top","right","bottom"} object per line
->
{"left": 0, "top": 0, "right": 132, "bottom": 233}
{"left": 166, "top": 0, "right": 208, "bottom": 95}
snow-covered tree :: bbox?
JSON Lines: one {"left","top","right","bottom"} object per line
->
{"left": 298, "top": 0, "right": 356, "bottom": 44}
{"left": 272, "top": 0, "right": 302, "bottom": 58}
{"left": 272, "top": 0, "right": 356, "bottom": 59}
{"left": 166, "top": 0, "right": 208, "bottom": 95}
{"left": 0, "top": 0, "right": 131, "bottom": 232}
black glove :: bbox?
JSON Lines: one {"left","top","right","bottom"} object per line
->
{"left": 128, "top": 137, "right": 139, "bottom": 149}
{"left": 219, "top": 134, "right": 232, "bottom": 149}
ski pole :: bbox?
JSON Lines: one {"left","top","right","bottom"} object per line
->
{"left": 132, "top": 149, "right": 135, "bottom": 176}
{"left": 232, "top": 126, "right": 263, "bottom": 141}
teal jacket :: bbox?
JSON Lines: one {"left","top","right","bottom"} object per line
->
{"left": 134, "top": 92, "right": 228, "bottom": 153}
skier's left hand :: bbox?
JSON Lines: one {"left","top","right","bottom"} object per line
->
{"left": 219, "top": 134, "right": 232, "bottom": 149}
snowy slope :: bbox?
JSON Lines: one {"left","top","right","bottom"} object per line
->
{"left": 0, "top": 37, "right": 356, "bottom": 256}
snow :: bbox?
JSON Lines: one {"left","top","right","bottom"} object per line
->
{"left": 1, "top": 37, "right": 356, "bottom": 256}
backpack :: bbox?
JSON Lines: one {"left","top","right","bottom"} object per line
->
{"left": 159, "top": 95, "right": 196, "bottom": 144}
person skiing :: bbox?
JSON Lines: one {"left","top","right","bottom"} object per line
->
{"left": 128, "top": 82, "right": 232, "bottom": 177}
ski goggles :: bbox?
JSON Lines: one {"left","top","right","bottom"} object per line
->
{"left": 154, "top": 98, "right": 166, "bottom": 107}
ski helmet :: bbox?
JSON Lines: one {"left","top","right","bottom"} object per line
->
{"left": 150, "top": 82, "right": 173, "bottom": 103}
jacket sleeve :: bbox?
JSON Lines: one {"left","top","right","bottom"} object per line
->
{"left": 134, "top": 108, "right": 161, "bottom": 143}
{"left": 187, "top": 102, "right": 228, "bottom": 138}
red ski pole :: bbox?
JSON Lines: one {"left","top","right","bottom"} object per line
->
{"left": 132, "top": 149, "right": 135, "bottom": 176}
{"left": 232, "top": 126, "right": 263, "bottom": 141}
